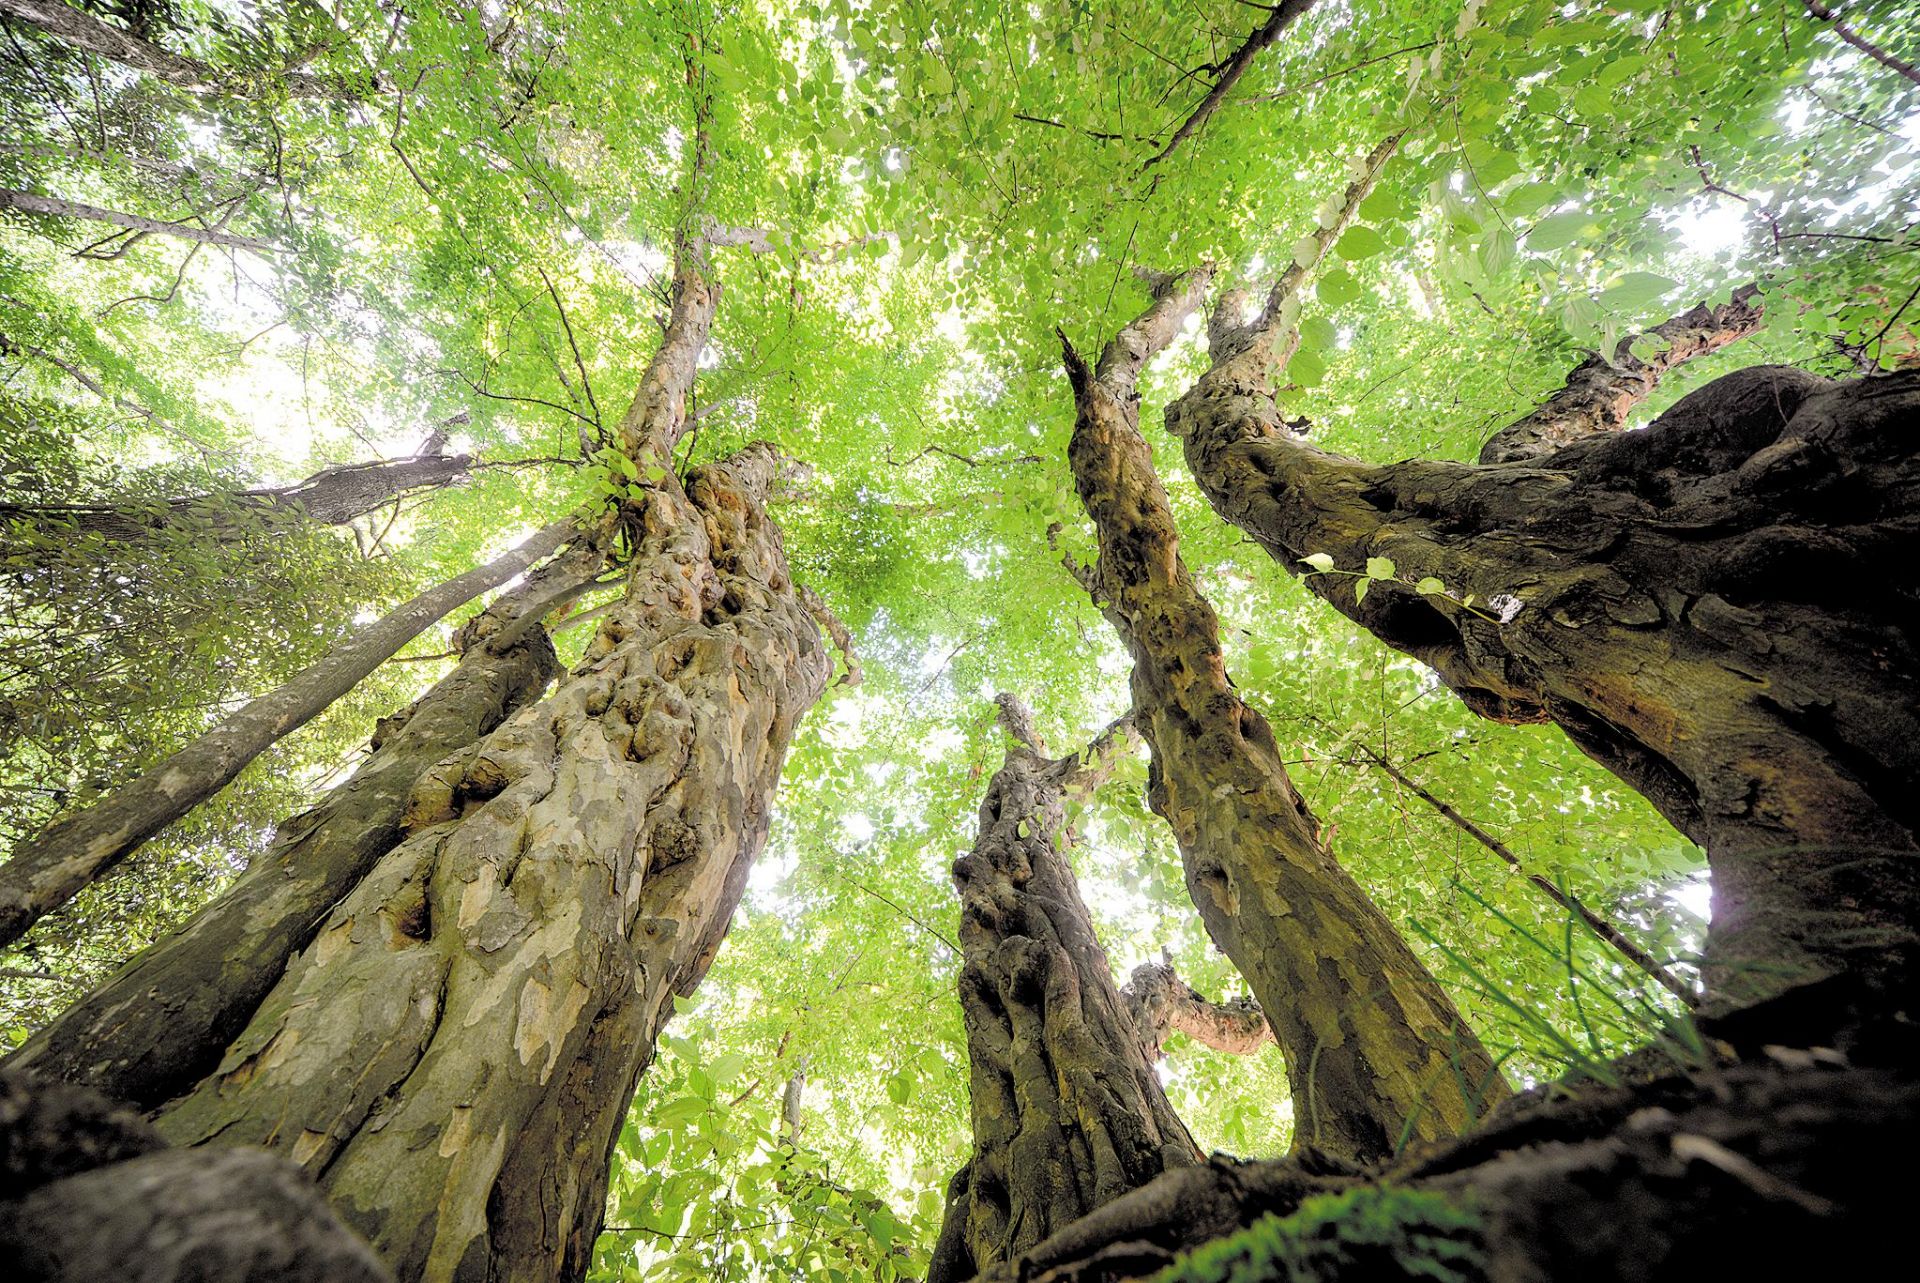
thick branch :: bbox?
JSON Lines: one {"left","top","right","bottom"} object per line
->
{"left": 1123, "top": 962, "right": 1274, "bottom": 1058}
{"left": 1802, "top": 0, "right": 1920, "bottom": 85}
{"left": 1478, "top": 285, "right": 1765, "bottom": 464}
{"left": 0, "top": 0, "right": 375, "bottom": 98}
{"left": 0, "top": 188, "right": 275, "bottom": 252}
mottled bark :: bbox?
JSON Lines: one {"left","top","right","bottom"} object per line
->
{"left": 1166, "top": 129, "right": 1918, "bottom": 1015}
{"left": 1478, "top": 286, "right": 1764, "bottom": 464}
{"left": 1122, "top": 963, "right": 1273, "bottom": 1060}
{"left": 147, "top": 256, "right": 830, "bottom": 1282}
{"left": 0, "top": 518, "right": 576, "bottom": 950}
{"left": 1178, "top": 357, "right": 1920, "bottom": 1011}
{"left": 1064, "top": 271, "right": 1505, "bottom": 1165}
{"left": 6, "top": 544, "right": 591, "bottom": 1106}
{"left": 930, "top": 699, "right": 1198, "bottom": 1283}
{"left": 0, "top": 0, "right": 376, "bottom": 98}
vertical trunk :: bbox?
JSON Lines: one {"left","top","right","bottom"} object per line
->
{"left": 1063, "top": 271, "right": 1506, "bottom": 1164}
{"left": 930, "top": 700, "right": 1198, "bottom": 1283}
{"left": 1176, "top": 360, "right": 1920, "bottom": 1014}
{"left": 5, "top": 536, "right": 602, "bottom": 1107}
{"left": 0, "top": 518, "right": 577, "bottom": 950}
{"left": 145, "top": 254, "right": 830, "bottom": 1283}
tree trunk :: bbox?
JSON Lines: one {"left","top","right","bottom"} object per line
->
{"left": 0, "top": 451, "right": 476, "bottom": 541}
{"left": 929, "top": 699, "right": 1199, "bottom": 1283}
{"left": 0, "top": 518, "right": 577, "bottom": 950}
{"left": 4, "top": 537, "right": 599, "bottom": 1107}
{"left": 140, "top": 254, "right": 830, "bottom": 1282}
{"left": 1175, "top": 355, "right": 1920, "bottom": 1012}
{"left": 1062, "top": 272, "right": 1506, "bottom": 1165}
{"left": 1122, "top": 963, "right": 1274, "bottom": 1060}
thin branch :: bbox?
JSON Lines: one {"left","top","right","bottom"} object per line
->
{"left": 535, "top": 263, "right": 603, "bottom": 438}
{"left": 828, "top": 869, "right": 959, "bottom": 955}
{"left": 1141, "top": 0, "right": 1317, "bottom": 170}
{"left": 1802, "top": 0, "right": 1920, "bottom": 85}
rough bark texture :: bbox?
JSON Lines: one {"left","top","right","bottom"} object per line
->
{"left": 0, "top": 1071, "right": 392, "bottom": 1283}
{"left": 6, "top": 544, "right": 589, "bottom": 1107}
{"left": 1478, "top": 286, "right": 1765, "bottom": 464}
{"left": 968, "top": 988, "right": 1920, "bottom": 1283}
{"left": 1122, "top": 962, "right": 1274, "bottom": 1060}
{"left": 145, "top": 257, "right": 830, "bottom": 1283}
{"left": 0, "top": 0, "right": 375, "bottom": 98}
{"left": 1064, "top": 271, "right": 1505, "bottom": 1165}
{"left": 0, "top": 518, "right": 576, "bottom": 950}
{"left": 929, "top": 700, "right": 1199, "bottom": 1283}
{"left": 0, "top": 451, "right": 476, "bottom": 540}
{"left": 1175, "top": 360, "right": 1920, "bottom": 1013}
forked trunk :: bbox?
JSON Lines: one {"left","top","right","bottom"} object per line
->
{"left": 929, "top": 700, "right": 1198, "bottom": 1283}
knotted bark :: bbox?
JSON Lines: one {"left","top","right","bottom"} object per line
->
{"left": 1122, "top": 963, "right": 1274, "bottom": 1060}
{"left": 6, "top": 536, "right": 596, "bottom": 1107}
{"left": 1063, "top": 271, "right": 1505, "bottom": 1165}
{"left": 929, "top": 700, "right": 1198, "bottom": 1283}
{"left": 98, "top": 252, "right": 832, "bottom": 1283}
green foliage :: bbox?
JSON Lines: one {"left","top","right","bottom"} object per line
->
{"left": 0, "top": 0, "right": 1908, "bottom": 1274}
{"left": 1152, "top": 1187, "right": 1486, "bottom": 1283}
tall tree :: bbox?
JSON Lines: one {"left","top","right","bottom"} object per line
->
{"left": 1062, "top": 269, "right": 1506, "bottom": 1163}
{"left": 930, "top": 697, "right": 1197, "bottom": 1283}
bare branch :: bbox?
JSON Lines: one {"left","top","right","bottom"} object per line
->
{"left": 1123, "top": 961, "right": 1274, "bottom": 1058}
{"left": 1802, "top": 0, "right": 1920, "bottom": 85}
{"left": 1141, "top": 0, "right": 1317, "bottom": 170}
{"left": 0, "top": 188, "right": 274, "bottom": 252}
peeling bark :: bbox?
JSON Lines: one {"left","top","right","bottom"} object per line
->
{"left": 0, "top": 518, "right": 577, "bottom": 950}
{"left": 930, "top": 699, "right": 1199, "bottom": 1283}
{"left": 1122, "top": 963, "right": 1273, "bottom": 1060}
{"left": 144, "top": 255, "right": 830, "bottom": 1283}
{"left": 7, "top": 549, "right": 583, "bottom": 1107}
{"left": 1063, "top": 271, "right": 1505, "bottom": 1165}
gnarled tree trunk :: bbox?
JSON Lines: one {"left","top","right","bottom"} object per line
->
{"left": 930, "top": 699, "right": 1198, "bottom": 1283}
{"left": 35, "top": 249, "right": 829, "bottom": 1283}
{"left": 1062, "top": 271, "right": 1506, "bottom": 1165}
{"left": 6, "top": 533, "right": 601, "bottom": 1107}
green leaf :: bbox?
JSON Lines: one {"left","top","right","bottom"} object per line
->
{"left": 1365, "top": 556, "right": 1396, "bottom": 580}
{"left": 1415, "top": 577, "right": 1445, "bottom": 595}
{"left": 885, "top": 1072, "right": 913, "bottom": 1106}
{"left": 1336, "top": 226, "right": 1388, "bottom": 260}
{"left": 1317, "top": 269, "right": 1362, "bottom": 307}
{"left": 1525, "top": 210, "right": 1590, "bottom": 251}
{"left": 1354, "top": 577, "right": 1370, "bottom": 605}
{"left": 1596, "top": 271, "right": 1678, "bottom": 314}
{"left": 1301, "top": 553, "right": 1336, "bottom": 573}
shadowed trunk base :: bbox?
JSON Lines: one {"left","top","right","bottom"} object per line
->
{"left": 968, "top": 982, "right": 1918, "bottom": 1283}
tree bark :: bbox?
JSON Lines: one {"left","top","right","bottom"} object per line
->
{"left": 1177, "top": 364, "right": 1920, "bottom": 1012}
{"left": 0, "top": 452, "right": 476, "bottom": 541}
{"left": 5, "top": 543, "right": 594, "bottom": 1107}
{"left": 0, "top": 0, "right": 375, "bottom": 99}
{"left": 0, "top": 187, "right": 276, "bottom": 251}
{"left": 1163, "top": 132, "right": 1920, "bottom": 1016}
{"left": 930, "top": 699, "right": 1199, "bottom": 1283}
{"left": 1122, "top": 963, "right": 1274, "bottom": 1060}
{"left": 1063, "top": 271, "right": 1506, "bottom": 1165}
{"left": 0, "top": 518, "right": 576, "bottom": 950}
{"left": 1478, "top": 286, "right": 1764, "bottom": 464}
{"left": 144, "top": 254, "right": 831, "bottom": 1283}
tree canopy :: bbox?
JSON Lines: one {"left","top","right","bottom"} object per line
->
{"left": 1, "top": 2, "right": 1915, "bottom": 1280}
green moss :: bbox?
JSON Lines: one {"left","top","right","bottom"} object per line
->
{"left": 1151, "top": 1186, "right": 1486, "bottom": 1283}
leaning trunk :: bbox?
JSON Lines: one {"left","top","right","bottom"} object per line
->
{"left": 4, "top": 535, "right": 605, "bottom": 1107}
{"left": 0, "top": 517, "right": 577, "bottom": 950}
{"left": 930, "top": 699, "right": 1198, "bottom": 1283}
{"left": 1175, "top": 359, "right": 1920, "bottom": 1014}
{"left": 1062, "top": 273, "right": 1505, "bottom": 1165}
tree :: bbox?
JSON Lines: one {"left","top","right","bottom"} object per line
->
{"left": 3, "top": 1, "right": 1917, "bottom": 1281}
